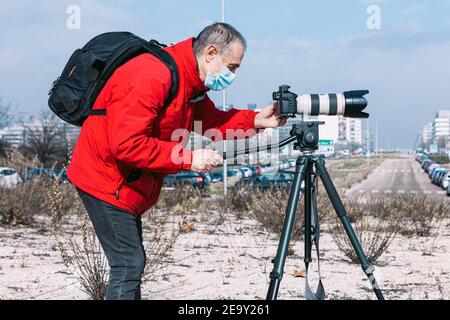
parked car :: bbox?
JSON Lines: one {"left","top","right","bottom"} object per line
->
{"left": 430, "top": 168, "right": 444, "bottom": 181}
{"left": 239, "top": 167, "right": 253, "bottom": 179}
{"left": 228, "top": 169, "right": 243, "bottom": 180}
{"left": 418, "top": 154, "right": 429, "bottom": 164}
{"left": 424, "top": 161, "right": 437, "bottom": 173}
{"left": 248, "top": 166, "right": 262, "bottom": 177}
{"left": 210, "top": 169, "right": 243, "bottom": 183}
{"left": 163, "top": 170, "right": 210, "bottom": 189}
{"left": 432, "top": 170, "right": 444, "bottom": 184}
{"left": 288, "top": 159, "right": 297, "bottom": 168}
{"left": 422, "top": 159, "right": 433, "bottom": 170}
{"left": 0, "top": 167, "right": 22, "bottom": 188}
{"left": 439, "top": 171, "right": 450, "bottom": 189}
{"left": 24, "top": 168, "right": 67, "bottom": 183}
{"left": 447, "top": 183, "right": 450, "bottom": 196}
{"left": 427, "top": 164, "right": 440, "bottom": 174}
{"left": 260, "top": 163, "right": 273, "bottom": 174}
{"left": 211, "top": 172, "right": 223, "bottom": 183}
{"left": 241, "top": 171, "right": 295, "bottom": 190}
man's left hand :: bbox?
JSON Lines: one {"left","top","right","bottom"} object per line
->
{"left": 254, "top": 102, "right": 288, "bottom": 130}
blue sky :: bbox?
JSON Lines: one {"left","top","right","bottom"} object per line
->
{"left": 1, "top": 0, "right": 450, "bottom": 148}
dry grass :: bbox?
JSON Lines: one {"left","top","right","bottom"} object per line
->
{"left": 329, "top": 157, "right": 385, "bottom": 190}
{"left": 391, "top": 195, "right": 449, "bottom": 237}
{"left": 329, "top": 196, "right": 403, "bottom": 264}
{"left": 0, "top": 179, "right": 76, "bottom": 226}
{"left": 47, "top": 180, "right": 180, "bottom": 300}
{"left": 329, "top": 195, "right": 449, "bottom": 264}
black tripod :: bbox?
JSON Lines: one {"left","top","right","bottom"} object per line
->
{"left": 224, "top": 122, "right": 385, "bottom": 300}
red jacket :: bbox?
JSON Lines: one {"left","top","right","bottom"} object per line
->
{"left": 67, "top": 38, "right": 258, "bottom": 216}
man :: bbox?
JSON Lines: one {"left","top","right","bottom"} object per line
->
{"left": 67, "top": 23, "right": 286, "bottom": 300}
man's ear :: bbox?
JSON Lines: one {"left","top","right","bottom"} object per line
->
{"left": 205, "top": 45, "right": 218, "bottom": 63}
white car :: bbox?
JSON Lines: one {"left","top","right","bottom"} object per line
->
{"left": 0, "top": 167, "right": 22, "bottom": 188}
{"left": 240, "top": 167, "right": 253, "bottom": 179}
{"left": 288, "top": 160, "right": 296, "bottom": 168}
{"left": 442, "top": 172, "right": 450, "bottom": 190}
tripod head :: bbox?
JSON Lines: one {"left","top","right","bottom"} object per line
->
{"left": 290, "top": 121, "right": 325, "bottom": 153}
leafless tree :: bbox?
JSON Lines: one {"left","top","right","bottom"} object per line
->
{"left": 19, "top": 111, "right": 68, "bottom": 167}
{"left": 0, "top": 139, "right": 10, "bottom": 158}
{"left": 0, "top": 98, "right": 12, "bottom": 158}
{"left": 0, "top": 97, "right": 12, "bottom": 129}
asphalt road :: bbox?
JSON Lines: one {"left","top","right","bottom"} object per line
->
{"left": 348, "top": 156, "right": 449, "bottom": 200}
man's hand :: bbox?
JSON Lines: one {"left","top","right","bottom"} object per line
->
{"left": 254, "top": 102, "right": 288, "bottom": 130}
{"left": 191, "top": 149, "right": 224, "bottom": 173}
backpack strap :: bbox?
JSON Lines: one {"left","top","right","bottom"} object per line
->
{"left": 90, "top": 109, "right": 107, "bottom": 116}
{"left": 146, "top": 40, "right": 179, "bottom": 109}
{"left": 89, "top": 40, "right": 179, "bottom": 117}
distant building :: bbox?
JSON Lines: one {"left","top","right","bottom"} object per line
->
{"left": 432, "top": 110, "right": 450, "bottom": 145}
{"left": 0, "top": 124, "right": 26, "bottom": 148}
{"left": 338, "top": 116, "right": 362, "bottom": 146}
{"left": 0, "top": 119, "right": 80, "bottom": 148}
{"left": 420, "top": 122, "right": 433, "bottom": 145}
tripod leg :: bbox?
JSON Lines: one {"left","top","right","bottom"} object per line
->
{"left": 267, "top": 156, "right": 310, "bottom": 300}
{"left": 304, "top": 166, "right": 313, "bottom": 266}
{"left": 315, "top": 157, "right": 385, "bottom": 301}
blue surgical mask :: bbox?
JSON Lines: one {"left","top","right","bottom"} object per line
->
{"left": 204, "top": 65, "right": 236, "bottom": 91}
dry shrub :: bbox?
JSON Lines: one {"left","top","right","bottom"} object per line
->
{"left": 0, "top": 179, "right": 52, "bottom": 225}
{"left": 248, "top": 187, "right": 304, "bottom": 240}
{"left": 213, "top": 185, "right": 253, "bottom": 217}
{"left": 329, "top": 196, "right": 402, "bottom": 264}
{"left": 155, "top": 185, "right": 205, "bottom": 215}
{"left": 49, "top": 183, "right": 109, "bottom": 300}
{"left": 390, "top": 195, "right": 449, "bottom": 237}
{"left": 213, "top": 184, "right": 335, "bottom": 240}
{"left": 49, "top": 179, "right": 178, "bottom": 300}
{"left": 141, "top": 209, "right": 179, "bottom": 284}
{"left": 4, "top": 149, "right": 44, "bottom": 180}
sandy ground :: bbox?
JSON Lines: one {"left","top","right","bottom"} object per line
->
{"left": 0, "top": 210, "right": 449, "bottom": 300}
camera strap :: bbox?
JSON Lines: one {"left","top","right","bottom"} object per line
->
{"left": 304, "top": 178, "right": 325, "bottom": 301}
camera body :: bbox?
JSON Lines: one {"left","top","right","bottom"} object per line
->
{"left": 273, "top": 85, "right": 298, "bottom": 118}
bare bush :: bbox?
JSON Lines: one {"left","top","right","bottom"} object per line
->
{"left": 155, "top": 185, "right": 205, "bottom": 215}
{"left": 248, "top": 188, "right": 304, "bottom": 240}
{"left": 141, "top": 209, "right": 179, "bottom": 284}
{"left": 391, "top": 195, "right": 449, "bottom": 237}
{"left": 0, "top": 179, "right": 53, "bottom": 225}
{"left": 329, "top": 196, "right": 402, "bottom": 264}
{"left": 213, "top": 185, "right": 253, "bottom": 219}
{"left": 0, "top": 139, "right": 10, "bottom": 158}
{"left": 4, "top": 149, "right": 43, "bottom": 181}
{"left": 49, "top": 180, "right": 179, "bottom": 300}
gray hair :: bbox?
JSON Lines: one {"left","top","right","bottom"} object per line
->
{"left": 193, "top": 23, "right": 247, "bottom": 56}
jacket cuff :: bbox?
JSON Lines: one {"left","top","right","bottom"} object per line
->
{"left": 181, "top": 149, "right": 193, "bottom": 171}
{"left": 246, "top": 111, "right": 259, "bottom": 131}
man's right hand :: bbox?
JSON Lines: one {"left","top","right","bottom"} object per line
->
{"left": 191, "top": 149, "right": 224, "bottom": 173}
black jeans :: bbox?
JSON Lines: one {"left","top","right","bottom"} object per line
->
{"left": 76, "top": 187, "right": 146, "bottom": 300}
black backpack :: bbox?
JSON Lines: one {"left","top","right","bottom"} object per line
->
{"left": 48, "top": 32, "right": 179, "bottom": 127}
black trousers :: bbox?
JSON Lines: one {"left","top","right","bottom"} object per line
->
{"left": 76, "top": 187, "right": 146, "bottom": 300}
